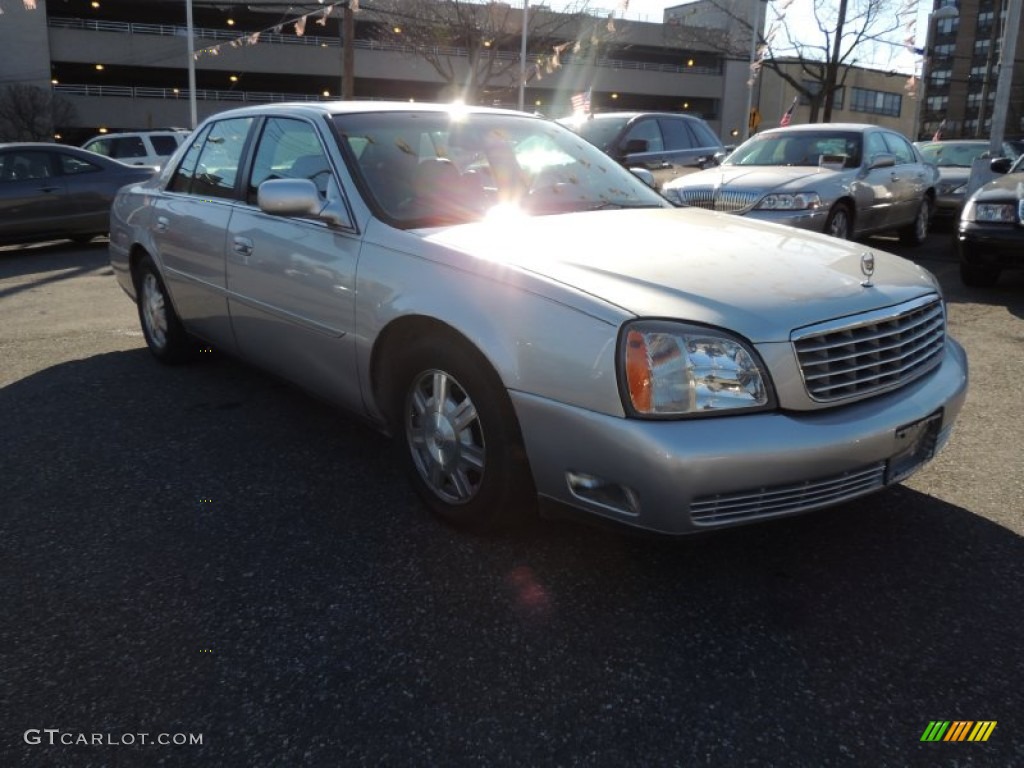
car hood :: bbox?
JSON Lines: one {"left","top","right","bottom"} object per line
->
{"left": 420, "top": 208, "right": 938, "bottom": 343}
{"left": 666, "top": 165, "right": 842, "bottom": 192}
{"left": 971, "top": 173, "right": 1024, "bottom": 201}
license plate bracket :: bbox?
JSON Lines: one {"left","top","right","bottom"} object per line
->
{"left": 887, "top": 410, "right": 943, "bottom": 484}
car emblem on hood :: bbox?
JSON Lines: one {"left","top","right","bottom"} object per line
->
{"left": 860, "top": 251, "right": 875, "bottom": 287}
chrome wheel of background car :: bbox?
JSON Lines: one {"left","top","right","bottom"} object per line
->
{"left": 389, "top": 336, "right": 536, "bottom": 530}
{"left": 900, "top": 198, "right": 931, "bottom": 246}
{"left": 825, "top": 203, "right": 852, "bottom": 239}
{"left": 135, "top": 254, "right": 193, "bottom": 364}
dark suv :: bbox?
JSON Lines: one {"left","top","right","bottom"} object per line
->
{"left": 559, "top": 112, "right": 726, "bottom": 189}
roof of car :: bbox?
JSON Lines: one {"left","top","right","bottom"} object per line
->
{"left": 204, "top": 101, "right": 536, "bottom": 121}
{"left": 758, "top": 123, "right": 889, "bottom": 134}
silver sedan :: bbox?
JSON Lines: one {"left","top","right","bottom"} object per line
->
{"left": 109, "top": 103, "right": 967, "bottom": 535}
{"left": 662, "top": 124, "right": 940, "bottom": 244}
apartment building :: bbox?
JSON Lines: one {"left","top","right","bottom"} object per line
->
{"left": 919, "top": 0, "right": 1024, "bottom": 140}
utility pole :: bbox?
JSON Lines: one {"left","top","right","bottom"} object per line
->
{"left": 342, "top": 1, "right": 355, "bottom": 99}
{"left": 988, "top": 0, "right": 1022, "bottom": 152}
{"left": 186, "top": 0, "right": 197, "bottom": 128}
{"left": 822, "top": 0, "right": 848, "bottom": 122}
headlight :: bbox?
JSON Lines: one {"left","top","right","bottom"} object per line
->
{"left": 755, "top": 192, "right": 821, "bottom": 211}
{"left": 964, "top": 200, "right": 1019, "bottom": 223}
{"left": 621, "top": 321, "right": 772, "bottom": 417}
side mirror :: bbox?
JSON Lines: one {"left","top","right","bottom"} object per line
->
{"left": 990, "top": 156, "right": 1013, "bottom": 174}
{"left": 623, "top": 138, "right": 649, "bottom": 155}
{"left": 867, "top": 153, "right": 897, "bottom": 170}
{"left": 629, "top": 167, "right": 656, "bottom": 187}
{"left": 258, "top": 178, "right": 351, "bottom": 228}
{"left": 713, "top": 150, "right": 729, "bottom": 164}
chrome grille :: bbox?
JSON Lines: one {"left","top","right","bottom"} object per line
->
{"left": 690, "top": 463, "right": 886, "bottom": 526}
{"left": 675, "top": 186, "right": 760, "bottom": 213}
{"left": 793, "top": 296, "right": 945, "bottom": 403}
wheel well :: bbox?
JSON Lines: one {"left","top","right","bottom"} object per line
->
{"left": 370, "top": 316, "right": 501, "bottom": 418}
{"left": 127, "top": 245, "right": 151, "bottom": 292}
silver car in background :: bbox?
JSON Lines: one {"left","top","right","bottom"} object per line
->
{"left": 109, "top": 103, "right": 967, "bottom": 536}
{"left": 662, "top": 123, "right": 939, "bottom": 244}
{"left": 914, "top": 139, "right": 1023, "bottom": 222}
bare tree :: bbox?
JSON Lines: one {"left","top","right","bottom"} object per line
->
{"left": 667, "top": 0, "right": 905, "bottom": 123}
{"left": 363, "top": 0, "right": 608, "bottom": 105}
{"left": 0, "top": 84, "right": 78, "bottom": 142}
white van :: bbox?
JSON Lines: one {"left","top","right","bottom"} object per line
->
{"left": 82, "top": 130, "right": 190, "bottom": 168}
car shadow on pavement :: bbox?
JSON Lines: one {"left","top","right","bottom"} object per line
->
{"left": 2, "top": 349, "right": 1021, "bottom": 766}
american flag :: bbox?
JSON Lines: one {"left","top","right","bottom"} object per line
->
{"left": 779, "top": 96, "right": 798, "bottom": 127}
{"left": 571, "top": 89, "right": 592, "bottom": 115}
{"left": 932, "top": 119, "right": 947, "bottom": 141}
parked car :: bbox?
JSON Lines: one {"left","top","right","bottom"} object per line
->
{"left": 110, "top": 102, "right": 967, "bottom": 535}
{"left": 0, "top": 142, "right": 155, "bottom": 246}
{"left": 914, "top": 139, "right": 1022, "bottom": 221}
{"left": 82, "top": 129, "right": 190, "bottom": 169}
{"left": 956, "top": 153, "right": 1024, "bottom": 287}
{"left": 662, "top": 123, "right": 939, "bottom": 244}
{"left": 557, "top": 111, "right": 726, "bottom": 189}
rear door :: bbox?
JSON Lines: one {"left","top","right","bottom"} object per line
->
{"left": 149, "top": 116, "right": 255, "bottom": 351}
{"left": 882, "top": 130, "right": 931, "bottom": 226}
{"left": 658, "top": 117, "right": 721, "bottom": 183}
{"left": 619, "top": 117, "right": 674, "bottom": 188}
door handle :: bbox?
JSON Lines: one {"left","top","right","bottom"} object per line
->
{"left": 38, "top": 185, "right": 61, "bottom": 194}
{"left": 155, "top": 216, "right": 169, "bottom": 233}
{"left": 659, "top": 161, "right": 672, "bottom": 169}
{"left": 232, "top": 237, "right": 254, "bottom": 257}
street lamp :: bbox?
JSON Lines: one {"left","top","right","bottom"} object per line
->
{"left": 912, "top": 2, "right": 958, "bottom": 141}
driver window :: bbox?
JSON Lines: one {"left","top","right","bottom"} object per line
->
{"left": 623, "top": 119, "right": 664, "bottom": 153}
{"left": 249, "top": 118, "right": 332, "bottom": 204}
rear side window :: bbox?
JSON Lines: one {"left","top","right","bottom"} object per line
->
{"left": 687, "top": 119, "right": 722, "bottom": 149}
{"left": 659, "top": 118, "right": 695, "bottom": 151}
{"left": 60, "top": 154, "right": 101, "bottom": 175}
{"left": 150, "top": 135, "right": 181, "bottom": 155}
{"left": 882, "top": 132, "right": 915, "bottom": 165}
{"left": 110, "top": 136, "right": 147, "bottom": 159}
{"left": 84, "top": 138, "right": 112, "bottom": 157}
{"left": 167, "top": 118, "right": 253, "bottom": 199}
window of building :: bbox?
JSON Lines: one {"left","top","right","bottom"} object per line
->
{"left": 936, "top": 17, "right": 958, "bottom": 35}
{"left": 926, "top": 95, "right": 949, "bottom": 112}
{"left": 930, "top": 69, "right": 952, "bottom": 86}
{"left": 849, "top": 88, "right": 902, "bottom": 118}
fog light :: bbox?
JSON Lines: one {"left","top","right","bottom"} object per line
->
{"left": 566, "top": 471, "right": 640, "bottom": 516}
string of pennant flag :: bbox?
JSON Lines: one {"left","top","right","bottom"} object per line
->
{"left": 0, "top": 0, "right": 38, "bottom": 14}
{"left": 191, "top": 0, "right": 358, "bottom": 61}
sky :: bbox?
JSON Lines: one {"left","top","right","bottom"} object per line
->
{"left": 593, "top": 0, "right": 930, "bottom": 74}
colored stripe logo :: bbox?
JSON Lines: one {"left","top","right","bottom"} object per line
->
{"left": 920, "top": 721, "right": 997, "bottom": 742}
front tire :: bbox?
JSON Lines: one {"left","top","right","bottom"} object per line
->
{"left": 387, "top": 336, "right": 535, "bottom": 530}
{"left": 135, "top": 254, "right": 192, "bottom": 364}
{"left": 899, "top": 197, "right": 931, "bottom": 246}
{"left": 960, "top": 262, "right": 1000, "bottom": 287}
{"left": 824, "top": 202, "right": 853, "bottom": 240}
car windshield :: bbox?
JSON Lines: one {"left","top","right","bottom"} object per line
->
{"left": 334, "top": 111, "right": 667, "bottom": 227}
{"left": 725, "top": 131, "right": 863, "bottom": 169}
{"left": 917, "top": 142, "right": 992, "bottom": 167}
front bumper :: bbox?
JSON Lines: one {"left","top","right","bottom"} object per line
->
{"left": 512, "top": 338, "right": 968, "bottom": 535}
{"left": 957, "top": 221, "right": 1024, "bottom": 269}
{"left": 741, "top": 208, "right": 830, "bottom": 232}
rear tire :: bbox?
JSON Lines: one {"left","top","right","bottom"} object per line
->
{"left": 135, "top": 254, "right": 192, "bottom": 364}
{"left": 899, "top": 197, "right": 931, "bottom": 246}
{"left": 386, "top": 335, "right": 535, "bottom": 531}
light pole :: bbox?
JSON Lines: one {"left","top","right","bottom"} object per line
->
{"left": 912, "top": 2, "right": 958, "bottom": 141}
{"left": 743, "top": 0, "right": 768, "bottom": 141}
{"left": 186, "top": 0, "right": 197, "bottom": 129}
{"left": 518, "top": 0, "right": 529, "bottom": 111}
{"left": 987, "top": 0, "right": 1022, "bottom": 153}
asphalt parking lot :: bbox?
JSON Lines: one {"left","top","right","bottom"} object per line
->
{"left": 1, "top": 233, "right": 1022, "bottom": 767}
